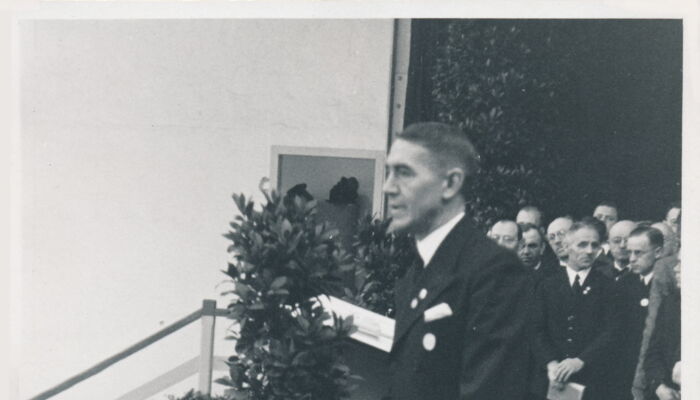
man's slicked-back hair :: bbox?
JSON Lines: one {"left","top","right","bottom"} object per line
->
{"left": 629, "top": 226, "right": 665, "bottom": 250}
{"left": 396, "top": 122, "right": 481, "bottom": 199}
{"left": 519, "top": 222, "right": 544, "bottom": 242}
{"left": 568, "top": 219, "right": 602, "bottom": 240}
{"left": 580, "top": 216, "right": 608, "bottom": 241}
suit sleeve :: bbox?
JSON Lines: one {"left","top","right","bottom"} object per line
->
{"left": 644, "top": 295, "right": 675, "bottom": 393}
{"left": 531, "top": 277, "right": 559, "bottom": 367}
{"left": 632, "top": 259, "right": 676, "bottom": 397}
{"left": 458, "top": 252, "right": 532, "bottom": 400}
{"left": 578, "top": 281, "right": 623, "bottom": 366}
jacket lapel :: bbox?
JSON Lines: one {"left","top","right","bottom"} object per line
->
{"left": 392, "top": 217, "right": 477, "bottom": 349}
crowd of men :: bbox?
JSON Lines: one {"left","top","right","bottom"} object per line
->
{"left": 487, "top": 203, "right": 681, "bottom": 400}
{"left": 381, "top": 122, "right": 680, "bottom": 400}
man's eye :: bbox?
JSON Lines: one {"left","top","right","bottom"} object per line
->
{"left": 396, "top": 168, "right": 413, "bottom": 177}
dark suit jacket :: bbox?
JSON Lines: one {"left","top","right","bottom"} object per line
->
{"left": 612, "top": 273, "right": 652, "bottom": 400}
{"left": 632, "top": 255, "right": 679, "bottom": 400}
{"left": 596, "top": 257, "right": 627, "bottom": 282}
{"left": 644, "top": 290, "right": 680, "bottom": 397}
{"left": 533, "top": 257, "right": 560, "bottom": 285}
{"left": 388, "top": 216, "right": 532, "bottom": 400}
{"left": 531, "top": 267, "right": 622, "bottom": 400}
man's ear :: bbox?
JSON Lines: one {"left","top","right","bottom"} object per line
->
{"left": 442, "top": 167, "right": 465, "bottom": 200}
{"left": 653, "top": 246, "right": 664, "bottom": 260}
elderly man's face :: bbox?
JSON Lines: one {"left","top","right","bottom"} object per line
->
{"left": 628, "top": 234, "right": 661, "bottom": 276}
{"left": 651, "top": 222, "right": 679, "bottom": 258}
{"left": 593, "top": 205, "right": 618, "bottom": 234}
{"left": 488, "top": 221, "right": 519, "bottom": 251}
{"left": 518, "top": 228, "right": 545, "bottom": 268}
{"left": 664, "top": 207, "right": 681, "bottom": 233}
{"left": 565, "top": 227, "right": 600, "bottom": 271}
{"left": 516, "top": 209, "right": 542, "bottom": 227}
{"left": 608, "top": 220, "right": 637, "bottom": 265}
{"left": 383, "top": 139, "right": 448, "bottom": 239}
{"left": 547, "top": 217, "right": 573, "bottom": 261}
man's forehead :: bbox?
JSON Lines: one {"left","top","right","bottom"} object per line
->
{"left": 493, "top": 221, "right": 517, "bottom": 233}
{"left": 594, "top": 205, "right": 617, "bottom": 215}
{"left": 609, "top": 221, "right": 636, "bottom": 236}
{"left": 568, "top": 227, "right": 599, "bottom": 242}
{"left": 523, "top": 229, "right": 543, "bottom": 243}
{"left": 387, "top": 139, "right": 437, "bottom": 167}
{"left": 628, "top": 234, "right": 651, "bottom": 249}
{"left": 547, "top": 218, "right": 572, "bottom": 233}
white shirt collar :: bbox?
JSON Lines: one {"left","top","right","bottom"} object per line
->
{"left": 559, "top": 259, "right": 568, "bottom": 268}
{"left": 641, "top": 272, "right": 654, "bottom": 286}
{"left": 565, "top": 265, "right": 592, "bottom": 287}
{"left": 614, "top": 261, "right": 627, "bottom": 272}
{"left": 533, "top": 261, "right": 542, "bottom": 271}
{"left": 416, "top": 211, "right": 465, "bottom": 267}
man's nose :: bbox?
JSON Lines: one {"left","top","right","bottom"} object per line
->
{"left": 382, "top": 174, "right": 397, "bottom": 195}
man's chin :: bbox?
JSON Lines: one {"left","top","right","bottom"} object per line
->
{"left": 387, "top": 219, "right": 408, "bottom": 234}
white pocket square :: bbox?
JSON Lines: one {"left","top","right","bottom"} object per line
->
{"left": 424, "top": 302, "right": 453, "bottom": 322}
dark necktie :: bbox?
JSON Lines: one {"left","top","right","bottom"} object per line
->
{"left": 410, "top": 240, "right": 425, "bottom": 284}
{"left": 613, "top": 267, "right": 625, "bottom": 279}
{"left": 572, "top": 274, "right": 582, "bottom": 295}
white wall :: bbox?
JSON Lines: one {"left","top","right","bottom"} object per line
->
{"left": 18, "top": 19, "right": 394, "bottom": 399}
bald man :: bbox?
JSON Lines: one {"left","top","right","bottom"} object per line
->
{"left": 599, "top": 220, "right": 637, "bottom": 282}
{"left": 488, "top": 220, "right": 521, "bottom": 251}
{"left": 546, "top": 217, "right": 573, "bottom": 267}
{"left": 516, "top": 206, "right": 544, "bottom": 227}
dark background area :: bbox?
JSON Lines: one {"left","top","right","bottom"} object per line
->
{"left": 405, "top": 19, "right": 682, "bottom": 223}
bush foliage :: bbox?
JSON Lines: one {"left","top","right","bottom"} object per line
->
{"left": 430, "top": 20, "right": 568, "bottom": 229}
{"left": 217, "top": 184, "right": 358, "bottom": 400}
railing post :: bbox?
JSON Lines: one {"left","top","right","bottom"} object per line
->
{"left": 199, "top": 300, "right": 217, "bottom": 396}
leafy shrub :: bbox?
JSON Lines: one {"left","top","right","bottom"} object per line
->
{"left": 217, "top": 183, "right": 357, "bottom": 400}
{"left": 343, "top": 216, "right": 414, "bottom": 318}
{"left": 429, "top": 20, "right": 567, "bottom": 229}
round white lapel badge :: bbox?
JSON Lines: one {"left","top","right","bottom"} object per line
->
{"left": 640, "top": 298, "right": 649, "bottom": 307}
{"left": 410, "top": 298, "right": 418, "bottom": 309}
{"left": 419, "top": 288, "right": 428, "bottom": 300}
{"left": 423, "top": 333, "right": 436, "bottom": 351}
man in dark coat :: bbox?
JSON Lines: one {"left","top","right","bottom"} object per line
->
{"left": 598, "top": 220, "right": 637, "bottom": 282}
{"left": 614, "top": 226, "right": 664, "bottom": 400}
{"left": 644, "top": 258, "right": 680, "bottom": 400}
{"left": 383, "top": 122, "right": 532, "bottom": 400}
{"left": 532, "top": 220, "right": 622, "bottom": 400}
{"left": 519, "top": 223, "right": 558, "bottom": 284}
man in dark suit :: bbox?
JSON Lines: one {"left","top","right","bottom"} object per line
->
{"left": 593, "top": 201, "right": 619, "bottom": 258}
{"left": 519, "top": 223, "right": 558, "bottom": 283}
{"left": 383, "top": 122, "right": 532, "bottom": 400}
{"left": 632, "top": 222, "right": 680, "bottom": 400}
{"left": 644, "top": 259, "right": 680, "bottom": 400}
{"left": 614, "top": 226, "right": 664, "bottom": 400}
{"left": 532, "top": 220, "right": 622, "bottom": 400}
{"left": 598, "top": 220, "right": 637, "bottom": 281}
{"left": 546, "top": 216, "right": 574, "bottom": 268}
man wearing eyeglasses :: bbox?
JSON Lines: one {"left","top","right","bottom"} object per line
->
{"left": 488, "top": 219, "right": 521, "bottom": 251}
{"left": 546, "top": 216, "right": 573, "bottom": 267}
{"left": 599, "top": 220, "right": 638, "bottom": 281}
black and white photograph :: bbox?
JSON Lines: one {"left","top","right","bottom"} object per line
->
{"left": 4, "top": 2, "right": 699, "bottom": 400}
